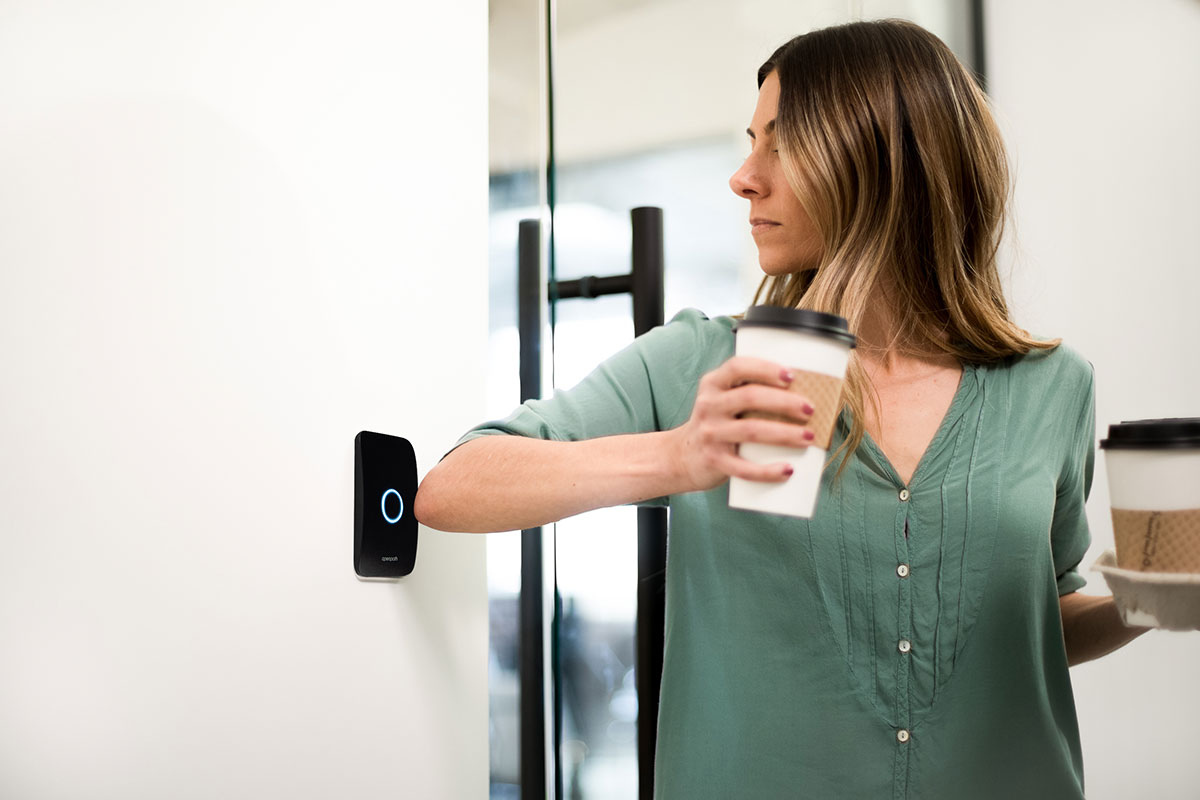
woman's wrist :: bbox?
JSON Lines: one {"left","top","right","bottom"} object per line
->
{"left": 658, "top": 425, "right": 700, "bottom": 497}
{"left": 1060, "top": 593, "right": 1151, "bottom": 667}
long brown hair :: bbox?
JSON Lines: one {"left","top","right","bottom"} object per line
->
{"left": 737, "top": 19, "right": 1056, "bottom": 473}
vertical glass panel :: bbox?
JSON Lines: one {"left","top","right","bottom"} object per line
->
{"left": 547, "top": 2, "right": 978, "bottom": 798}
{"left": 488, "top": 0, "right": 546, "bottom": 797}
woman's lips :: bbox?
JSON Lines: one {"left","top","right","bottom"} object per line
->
{"left": 750, "top": 219, "right": 781, "bottom": 235}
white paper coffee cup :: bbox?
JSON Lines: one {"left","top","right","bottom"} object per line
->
{"left": 1100, "top": 418, "right": 1200, "bottom": 573}
{"left": 728, "top": 305, "right": 856, "bottom": 519}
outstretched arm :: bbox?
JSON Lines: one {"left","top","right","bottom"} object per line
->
{"left": 416, "top": 356, "right": 817, "bottom": 533}
{"left": 414, "top": 430, "right": 690, "bottom": 533}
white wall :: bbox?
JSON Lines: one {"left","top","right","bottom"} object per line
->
{"left": 988, "top": 1, "right": 1200, "bottom": 797}
{"left": 0, "top": 2, "right": 488, "bottom": 798}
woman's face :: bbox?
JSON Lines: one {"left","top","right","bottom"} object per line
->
{"left": 729, "top": 70, "right": 822, "bottom": 275}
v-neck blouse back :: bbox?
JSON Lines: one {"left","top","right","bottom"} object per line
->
{"left": 451, "top": 308, "right": 1096, "bottom": 800}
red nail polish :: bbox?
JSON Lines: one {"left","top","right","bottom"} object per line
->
{"left": 783, "top": 466, "right": 794, "bottom": 476}
{"left": 802, "top": 403, "right": 815, "bottom": 415}
{"left": 780, "top": 369, "right": 795, "bottom": 382}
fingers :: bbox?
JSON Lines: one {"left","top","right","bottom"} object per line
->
{"left": 700, "top": 357, "right": 814, "bottom": 423}
{"left": 722, "top": 417, "right": 816, "bottom": 447}
{"left": 719, "top": 383, "right": 814, "bottom": 425}
{"left": 713, "top": 451, "right": 795, "bottom": 483}
{"left": 685, "top": 356, "right": 821, "bottom": 488}
{"left": 704, "top": 355, "right": 795, "bottom": 391}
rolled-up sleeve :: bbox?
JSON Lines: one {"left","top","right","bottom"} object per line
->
{"left": 1050, "top": 359, "right": 1096, "bottom": 596}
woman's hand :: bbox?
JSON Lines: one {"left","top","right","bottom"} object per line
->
{"left": 668, "top": 356, "right": 817, "bottom": 493}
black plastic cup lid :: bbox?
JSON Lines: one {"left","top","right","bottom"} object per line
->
{"left": 733, "top": 305, "right": 856, "bottom": 348}
{"left": 1099, "top": 418, "right": 1200, "bottom": 450}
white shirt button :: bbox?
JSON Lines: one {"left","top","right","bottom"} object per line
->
{"left": 899, "top": 488, "right": 910, "bottom": 502}
{"left": 897, "top": 729, "right": 910, "bottom": 743}
{"left": 898, "top": 639, "right": 911, "bottom": 653}
{"left": 897, "top": 564, "right": 910, "bottom": 578}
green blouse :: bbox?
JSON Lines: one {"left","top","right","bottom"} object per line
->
{"left": 452, "top": 308, "right": 1095, "bottom": 800}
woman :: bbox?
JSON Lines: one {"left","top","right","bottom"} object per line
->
{"left": 416, "top": 19, "right": 1147, "bottom": 799}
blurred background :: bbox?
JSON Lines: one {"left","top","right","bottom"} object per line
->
{"left": 485, "top": 0, "right": 1200, "bottom": 798}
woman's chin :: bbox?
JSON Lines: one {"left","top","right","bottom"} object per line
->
{"left": 759, "top": 257, "right": 818, "bottom": 277}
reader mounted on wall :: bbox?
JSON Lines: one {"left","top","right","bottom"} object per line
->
{"left": 354, "top": 431, "right": 418, "bottom": 578}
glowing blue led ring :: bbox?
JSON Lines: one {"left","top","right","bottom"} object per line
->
{"left": 381, "top": 488, "right": 403, "bottom": 524}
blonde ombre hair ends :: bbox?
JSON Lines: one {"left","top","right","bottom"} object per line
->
{"left": 739, "top": 19, "right": 1055, "bottom": 474}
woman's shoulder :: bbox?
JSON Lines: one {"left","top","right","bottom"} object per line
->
{"left": 664, "top": 307, "right": 737, "bottom": 335}
{"left": 636, "top": 307, "right": 735, "bottom": 357}
{"left": 619, "top": 308, "right": 736, "bottom": 386}
{"left": 991, "top": 339, "right": 1094, "bottom": 394}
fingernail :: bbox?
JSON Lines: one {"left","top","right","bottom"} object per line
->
{"left": 802, "top": 403, "right": 814, "bottom": 415}
{"left": 803, "top": 430, "right": 815, "bottom": 441}
{"left": 783, "top": 466, "right": 794, "bottom": 476}
{"left": 780, "top": 369, "right": 795, "bottom": 383}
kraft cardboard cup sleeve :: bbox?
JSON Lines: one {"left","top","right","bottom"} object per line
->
{"left": 728, "top": 306, "right": 856, "bottom": 519}
{"left": 1100, "top": 418, "right": 1200, "bottom": 573}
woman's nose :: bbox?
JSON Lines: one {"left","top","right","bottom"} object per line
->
{"left": 729, "top": 157, "right": 764, "bottom": 198}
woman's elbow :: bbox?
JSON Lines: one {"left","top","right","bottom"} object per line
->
{"left": 413, "top": 474, "right": 447, "bottom": 530}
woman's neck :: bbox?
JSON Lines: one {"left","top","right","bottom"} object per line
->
{"left": 853, "top": 281, "right": 958, "bottom": 376}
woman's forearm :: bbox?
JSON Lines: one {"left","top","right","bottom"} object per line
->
{"left": 1059, "top": 592, "right": 1151, "bottom": 667}
{"left": 413, "top": 430, "right": 692, "bottom": 533}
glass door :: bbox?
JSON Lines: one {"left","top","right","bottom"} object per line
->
{"left": 487, "top": 0, "right": 553, "bottom": 798}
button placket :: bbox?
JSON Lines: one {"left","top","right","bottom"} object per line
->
{"left": 893, "top": 500, "right": 914, "bottom": 757}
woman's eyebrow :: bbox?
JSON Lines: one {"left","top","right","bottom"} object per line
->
{"left": 746, "top": 119, "right": 777, "bottom": 139}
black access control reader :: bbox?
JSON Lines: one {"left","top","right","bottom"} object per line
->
{"left": 354, "top": 431, "right": 418, "bottom": 578}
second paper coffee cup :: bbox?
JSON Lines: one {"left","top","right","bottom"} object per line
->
{"left": 1100, "top": 418, "right": 1200, "bottom": 573}
{"left": 728, "top": 305, "right": 856, "bottom": 519}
